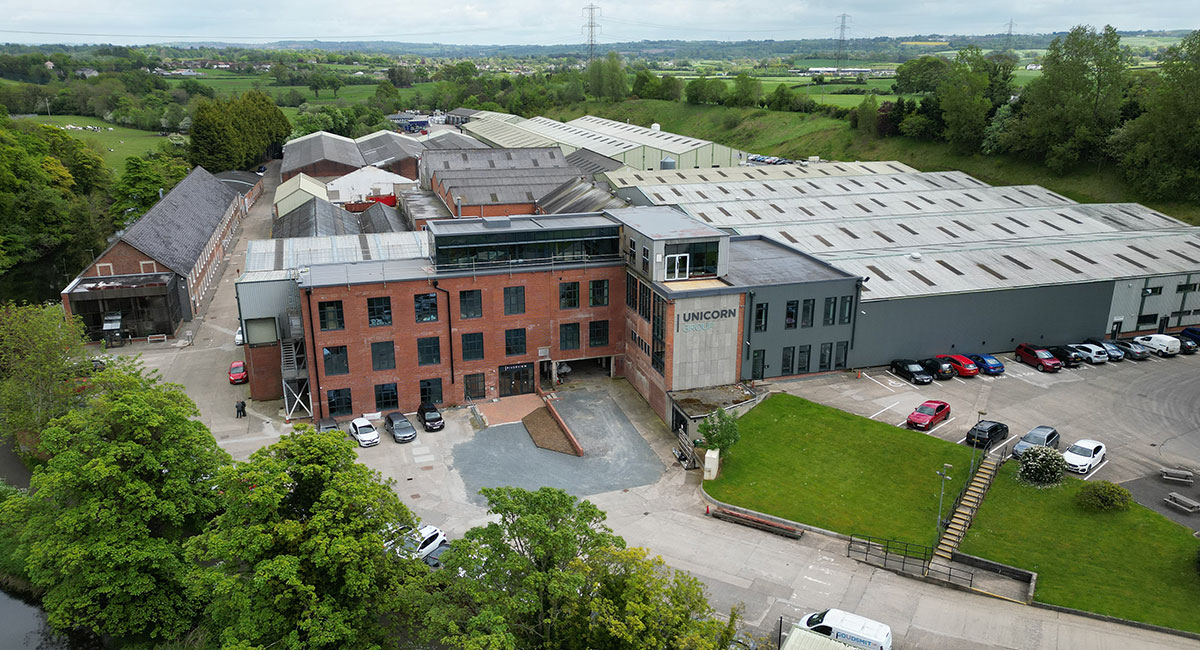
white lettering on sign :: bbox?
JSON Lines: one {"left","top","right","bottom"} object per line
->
{"left": 681, "top": 322, "right": 715, "bottom": 332}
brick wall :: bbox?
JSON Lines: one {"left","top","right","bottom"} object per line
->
{"left": 185, "top": 196, "right": 244, "bottom": 316}
{"left": 84, "top": 241, "right": 162, "bottom": 277}
{"left": 299, "top": 264, "right": 627, "bottom": 419}
{"left": 246, "top": 342, "right": 283, "bottom": 401}
{"left": 282, "top": 160, "right": 358, "bottom": 183}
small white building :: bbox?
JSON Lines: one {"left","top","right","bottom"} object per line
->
{"left": 324, "top": 166, "right": 417, "bottom": 204}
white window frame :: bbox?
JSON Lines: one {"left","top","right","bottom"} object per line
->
{"left": 664, "top": 253, "right": 689, "bottom": 281}
{"left": 139, "top": 261, "right": 157, "bottom": 273}
{"left": 96, "top": 263, "right": 114, "bottom": 276}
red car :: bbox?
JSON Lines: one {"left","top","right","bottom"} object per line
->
{"left": 228, "top": 360, "right": 248, "bottom": 384}
{"left": 935, "top": 354, "right": 979, "bottom": 377}
{"left": 1014, "top": 343, "right": 1062, "bottom": 372}
{"left": 907, "top": 400, "right": 951, "bottom": 430}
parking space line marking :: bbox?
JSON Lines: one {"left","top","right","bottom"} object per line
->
{"left": 956, "top": 436, "right": 968, "bottom": 445}
{"left": 1084, "top": 460, "right": 1109, "bottom": 480}
{"left": 861, "top": 372, "right": 894, "bottom": 393}
{"left": 870, "top": 402, "right": 900, "bottom": 419}
{"left": 895, "top": 419, "right": 909, "bottom": 427}
{"left": 929, "top": 417, "right": 955, "bottom": 434}
{"left": 884, "top": 370, "right": 914, "bottom": 388}
{"left": 953, "top": 376, "right": 967, "bottom": 384}
{"left": 1003, "top": 357, "right": 1017, "bottom": 364}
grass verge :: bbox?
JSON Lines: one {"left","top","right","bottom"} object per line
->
{"left": 543, "top": 99, "right": 1200, "bottom": 225}
{"left": 15, "top": 114, "right": 166, "bottom": 167}
{"left": 705, "top": 393, "right": 973, "bottom": 545}
{"left": 959, "top": 462, "right": 1200, "bottom": 633}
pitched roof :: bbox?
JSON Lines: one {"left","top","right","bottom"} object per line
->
{"left": 120, "top": 166, "right": 238, "bottom": 276}
{"left": 537, "top": 178, "right": 627, "bottom": 214}
{"left": 565, "top": 148, "right": 626, "bottom": 176}
{"left": 281, "top": 131, "right": 366, "bottom": 176}
{"left": 417, "top": 130, "right": 490, "bottom": 150}
{"left": 358, "top": 202, "right": 407, "bottom": 233}
{"left": 354, "top": 130, "right": 424, "bottom": 167}
{"left": 325, "top": 165, "right": 417, "bottom": 203}
{"left": 272, "top": 197, "right": 362, "bottom": 239}
{"left": 274, "top": 172, "right": 329, "bottom": 206}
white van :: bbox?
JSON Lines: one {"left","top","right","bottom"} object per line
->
{"left": 1133, "top": 334, "right": 1180, "bottom": 357}
{"left": 795, "top": 609, "right": 892, "bottom": 650}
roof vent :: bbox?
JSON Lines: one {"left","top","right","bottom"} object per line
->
{"left": 650, "top": 123, "right": 661, "bottom": 131}
{"left": 909, "top": 252, "right": 923, "bottom": 261}
{"left": 483, "top": 216, "right": 512, "bottom": 229}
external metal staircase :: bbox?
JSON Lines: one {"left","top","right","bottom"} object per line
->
{"left": 933, "top": 456, "right": 1000, "bottom": 563}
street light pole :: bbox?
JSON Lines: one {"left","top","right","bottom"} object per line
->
{"left": 935, "top": 463, "right": 953, "bottom": 544}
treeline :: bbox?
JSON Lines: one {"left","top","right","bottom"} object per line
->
{"left": 0, "top": 316, "right": 744, "bottom": 649}
{"left": 848, "top": 27, "right": 1200, "bottom": 202}
{"left": 188, "top": 90, "right": 291, "bottom": 173}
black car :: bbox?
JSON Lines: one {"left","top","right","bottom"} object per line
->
{"left": 965, "top": 420, "right": 1009, "bottom": 448}
{"left": 1046, "top": 345, "right": 1083, "bottom": 368}
{"left": 919, "top": 358, "right": 956, "bottom": 380}
{"left": 1177, "top": 336, "right": 1198, "bottom": 355}
{"left": 1180, "top": 327, "right": 1200, "bottom": 346}
{"left": 417, "top": 401, "right": 444, "bottom": 431}
{"left": 889, "top": 359, "right": 933, "bottom": 385}
{"left": 384, "top": 411, "right": 418, "bottom": 443}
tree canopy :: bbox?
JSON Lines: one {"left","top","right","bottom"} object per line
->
{"left": 187, "top": 89, "right": 291, "bottom": 173}
{"left": 0, "top": 302, "right": 91, "bottom": 446}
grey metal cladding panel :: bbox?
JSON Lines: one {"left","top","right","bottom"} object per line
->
{"left": 271, "top": 198, "right": 361, "bottom": 239}
{"left": 421, "top": 147, "right": 568, "bottom": 171}
{"left": 849, "top": 281, "right": 1115, "bottom": 368}
{"left": 357, "top": 203, "right": 407, "bottom": 233}
{"left": 564, "top": 147, "right": 625, "bottom": 175}
{"left": 235, "top": 278, "right": 294, "bottom": 322}
{"left": 604, "top": 206, "right": 725, "bottom": 240}
{"left": 420, "top": 131, "right": 489, "bottom": 149}
{"left": 120, "top": 166, "right": 238, "bottom": 276}
{"left": 725, "top": 238, "right": 854, "bottom": 285}
{"left": 282, "top": 132, "right": 366, "bottom": 174}
{"left": 739, "top": 280, "right": 859, "bottom": 380}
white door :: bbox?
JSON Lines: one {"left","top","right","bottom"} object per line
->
{"left": 665, "top": 254, "right": 689, "bottom": 281}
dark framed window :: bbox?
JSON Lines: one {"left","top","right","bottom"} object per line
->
{"left": 371, "top": 341, "right": 395, "bottom": 371}
{"left": 414, "top": 293, "right": 438, "bottom": 322}
{"left": 318, "top": 301, "right": 344, "bottom": 331}
{"left": 374, "top": 383, "right": 398, "bottom": 410}
{"left": 625, "top": 273, "right": 638, "bottom": 309}
{"left": 663, "top": 240, "right": 720, "bottom": 277}
{"left": 819, "top": 342, "right": 833, "bottom": 371}
{"left": 462, "top": 332, "right": 484, "bottom": 361}
{"left": 503, "top": 286, "right": 525, "bottom": 315}
{"left": 839, "top": 295, "right": 854, "bottom": 324}
{"left": 367, "top": 297, "right": 391, "bottom": 327}
{"left": 1137, "top": 313, "right": 1159, "bottom": 326}
{"left": 638, "top": 283, "right": 651, "bottom": 320}
{"left": 823, "top": 297, "right": 837, "bottom": 326}
{"left": 782, "top": 346, "right": 795, "bottom": 375}
{"left": 459, "top": 290, "right": 483, "bottom": 319}
{"left": 589, "top": 320, "right": 609, "bottom": 347}
{"left": 785, "top": 300, "right": 798, "bottom": 329}
{"left": 419, "top": 378, "right": 443, "bottom": 404}
{"left": 327, "top": 388, "right": 352, "bottom": 417}
{"left": 505, "top": 328, "right": 526, "bottom": 356}
{"left": 1178, "top": 283, "right": 1198, "bottom": 293}
{"left": 801, "top": 299, "right": 814, "bottom": 328}
{"left": 641, "top": 246, "right": 649, "bottom": 273}
{"left": 1146, "top": 286, "right": 1163, "bottom": 296}
{"left": 796, "top": 345, "right": 811, "bottom": 373}
{"left": 560, "top": 323, "right": 580, "bottom": 350}
{"left": 464, "top": 373, "right": 486, "bottom": 400}
{"left": 835, "top": 341, "right": 849, "bottom": 369}
{"left": 589, "top": 279, "right": 609, "bottom": 306}
{"left": 323, "top": 345, "right": 349, "bottom": 376}
{"left": 559, "top": 282, "right": 580, "bottom": 309}
{"left": 754, "top": 303, "right": 768, "bottom": 332}
{"left": 417, "top": 337, "right": 441, "bottom": 365}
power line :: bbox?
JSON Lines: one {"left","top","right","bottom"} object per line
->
{"left": 582, "top": 4, "right": 601, "bottom": 62}
{"left": 601, "top": 16, "right": 804, "bottom": 34}
{"left": 835, "top": 14, "right": 850, "bottom": 76}
{"left": 1005, "top": 19, "right": 1015, "bottom": 51}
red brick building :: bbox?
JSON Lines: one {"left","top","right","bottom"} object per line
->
{"left": 281, "top": 130, "right": 422, "bottom": 183}
{"left": 420, "top": 148, "right": 581, "bottom": 218}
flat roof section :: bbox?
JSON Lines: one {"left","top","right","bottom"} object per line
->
{"left": 604, "top": 161, "right": 919, "bottom": 187}
{"left": 604, "top": 206, "right": 726, "bottom": 240}
{"left": 723, "top": 236, "right": 857, "bottom": 287}
{"left": 668, "top": 383, "right": 760, "bottom": 419}
{"left": 244, "top": 232, "right": 429, "bottom": 272}
{"left": 427, "top": 212, "right": 619, "bottom": 236}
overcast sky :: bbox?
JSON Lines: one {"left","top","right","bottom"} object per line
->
{"left": 0, "top": 1, "right": 1194, "bottom": 46}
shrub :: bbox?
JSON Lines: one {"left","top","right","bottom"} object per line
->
{"left": 1076, "top": 481, "right": 1133, "bottom": 511}
{"left": 1017, "top": 446, "right": 1067, "bottom": 485}
{"left": 698, "top": 408, "right": 740, "bottom": 452}
{"left": 1195, "top": 546, "right": 1200, "bottom": 578}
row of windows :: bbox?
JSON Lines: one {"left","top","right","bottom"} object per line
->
{"left": 319, "top": 280, "right": 611, "bottom": 331}
{"left": 326, "top": 377, "right": 452, "bottom": 416}
{"left": 753, "top": 296, "right": 854, "bottom": 333}
{"left": 322, "top": 321, "right": 612, "bottom": 376}
{"left": 749, "top": 340, "right": 849, "bottom": 379}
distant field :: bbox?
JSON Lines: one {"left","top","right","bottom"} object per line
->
{"left": 15, "top": 114, "right": 164, "bottom": 167}
{"left": 168, "top": 72, "right": 434, "bottom": 108}
{"left": 1121, "top": 35, "right": 1182, "bottom": 48}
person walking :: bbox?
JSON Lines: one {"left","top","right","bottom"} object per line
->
{"left": 238, "top": 400, "right": 247, "bottom": 418}
{"left": 234, "top": 399, "right": 241, "bottom": 418}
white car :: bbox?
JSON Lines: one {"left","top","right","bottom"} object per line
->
{"left": 388, "top": 525, "right": 446, "bottom": 560}
{"left": 234, "top": 327, "right": 244, "bottom": 346}
{"left": 1133, "top": 334, "right": 1180, "bottom": 357}
{"left": 1068, "top": 343, "right": 1108, "bottom": 364}
{"left": 1062, "top": 439, "right": 1106, "bottom": 474}
{"left": 348, "top": 417, "right": 380, "bottom": 447}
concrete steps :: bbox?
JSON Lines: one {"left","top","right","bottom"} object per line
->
{"left": 932, "top": 456, "right": 1003, "bottom": 561}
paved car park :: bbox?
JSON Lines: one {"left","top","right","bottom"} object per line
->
{"left": 782, "top": 349, "right": 1200, "bottom": 486}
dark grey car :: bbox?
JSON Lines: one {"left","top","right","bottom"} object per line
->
{"left": 316, "top": 418, "right": 340, "bottom": 433}
{"left": 384, "top": 411, "right": 418, "bottom": 443}
{"left": 965, "top": 420, "right": 1009, "bottom": 448}
{"left": 1011, "top": 425, "right": 1060, "bottom": 458}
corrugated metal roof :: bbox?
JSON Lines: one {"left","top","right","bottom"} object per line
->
{"left": 325, "top": 165, "right": 416, "bottom": 203}
{"left": 274, "top": 173, "right": 328, "bottom": 206}
{"left": 281, "top": 131, "right": 365, "bottom": 176}
{"left": 272, "top": 197, "right": 362, "bottom": 239}
{"left": 536, "top": 178, "right": 628, "bottom": 214}
{"left": 120, "top": 166, "right": 238, "bottom": 276}
{"left": 422, "top": 147, "right": 568, "bottom": 173}
{"left": 245, "top": 232, "right": 429, "bottom": 272}
{"left": 427, "top": 213, "right": 618, "bottom": 236}
{"left": 632, "top": 171, "right": 982, "bottom": 204}
{"left": 462, "top": 118, "right": 559, "bottom": 149}
{"left": 358, "top": 202, "right": 407, "bottom": 234}
{"left": 471, "top": 110, "right": 525, "bottom": 123}
{"left": 566, "top": 115, "right": 713, "bottom": 155}
{"left": 416, "top": 130, "right": 489, "bottom": 149}
{"left": 354, "top": 130, "right": 424, "bottom": 167}
{"left": 565, "top": 147, "right": 627, "bottom": 176}
{"left": 518, "top": 116, "right": 642, "bottom": 157}
{"left": 604, "top": 161, "right": 918, "bottom": 187}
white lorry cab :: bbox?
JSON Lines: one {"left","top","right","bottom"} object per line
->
{"left": 1133, "top": 334, "right": 1180, "bottom": 357}
{"left": 795, "top": 609, "right": 892, "bottom": 650}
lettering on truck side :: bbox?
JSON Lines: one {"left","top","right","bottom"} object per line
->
{"left": 834, "top": 631, "right": 879, "bottom": 650}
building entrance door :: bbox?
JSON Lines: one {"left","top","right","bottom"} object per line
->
{"left": 665, "top": 254, "right": 689, "bottom": 281}
{"left": 1158, "top": 315, "right": 1170, "bottom": 334}
{"left": 751, "top": 349, "right": 765, "bottom": 380}
{"left": 499, "top": 363, "right": 534, "bottom": 397}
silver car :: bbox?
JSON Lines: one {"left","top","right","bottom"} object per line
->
{"left": 1012, "top": 426, "right": 1060, "bottom": 458}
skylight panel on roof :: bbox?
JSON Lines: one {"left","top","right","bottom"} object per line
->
{"left": 838, "top": 226, "right": 860, "bottom": 240}
{"left": 718, "top": 207, "right": 731, "bottom": 216}
{"left": 838, "top": 184, "right": 849, "bottom": 192}
{"left": 964, "top": 192, "right": 981, "bottom": 202}
{"left": 994, "top": 223, "right": 1015, "bottom": 235}
{"left": 937, "top": 226, "right": 960, "bottom": 239}
{"left": 1004, "top": 195, "right": 1023, "bottom": 206}
{"left": 1113, "top": 253, "right": 1148, "bottom": 269}
{"left": 763, "top": 183, "right": 776, "bottom": 192}
{"left": 697, "top": 191, "right": 708, "bottom": 199}
{"left": 747, "top": 210, "right": 761, "bottom": 220}
{"left": 866, "top": 264, "right": 893, "bottom": 281}
{"left": 798, "top": 206, "right": 814, "bottom": 216}
{"left": 697, "top": 212, "right": 712, "bottom": 222}
{"left": 1127, "top": 245, "right": 1159, "bottom": 259}
{"left": 1168, "top": 249, "right": 1200, "bottom": 264}
{"left": 783, "top": 170, "right": 796, "bottom": 177}
{"left": 946, "top": 198, "right": 964, "bottom": 208}
{"left": 716, "top": 170, "right": 728, "bottom": 177}
{"left": 771, "top": 203, "right": 785, "bottom": 213}
{"left": 850, "top": 178, "right": 864, "bottom": 187}
{"left": 925, "top": 177, "right": 942, "bottom": 188}
{"left": 778, "top": 231, "right": 798, "bottom": 243}
{"left": 871, "top": 198, "right": 886, "bottom": 207}
{"left": 814, "top": 235, "right": 834, "bottom": 247}
{"left": 903, "top": 200, "right": 922, "bottom": 210}
{"left": 919, "top": 195, "right": 936, "bottom": 205}
{"left": 743, "top": 189, "right": 755, "bottom": 197}
{"left": 894, "top": 177, "right": 906, "bottom": 185}
{"left": 820, "top": 200, "right": 837, "bottom": 210}
{"left": 1118, "top": 208, "right": 1146, "bottom": 221}
{"left": 952, "top": 219, "right": 974, "bottom": 231}
{"left": 1051, "top": 258, "right": 1082, "bottom": 274}
{"left": 1067, "top": 249, "right": 1098, "bottom": 265}
{"left": 874, "top": 230, "right": 895, "bottom": 243}
{"left": 856, "top": 203, "right": 872, "bottom": 213}
{"left": 793, "top": 185, "right": 807, "bottom": 194}
{"left": 909, "top": 270, "right": 936, "bottom": 286}
{"left": 977, "top": 263, "right": 1007, "bottom": 280}
{"left": 719, "top": 186, "right": 730, "bottom": 195}
{"left": 1007, "top": 216, "right": 1029, "bottom": 228}
{"left": 937, "top": 260, "right": 964, "bottom": 275}
{"left": 1040, "top": 219, "right": 1064, "bottom": 232}
{"left": 1002, "top": 254, "right": 1033, "bottom": 270}
{"left": 898, "top": 223, "right": 918, "bottom": 235}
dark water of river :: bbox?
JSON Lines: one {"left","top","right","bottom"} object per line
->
{"left": 0, "top": 589, "right": 103, "bottom": 649}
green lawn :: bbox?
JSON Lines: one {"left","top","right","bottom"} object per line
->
{"left": 169, "top": 72, "right": 434, "bottom": 108}
{"left": 705, "top": 394, "right": 973, "bottom": 545}
{"left": 15, "top": 114, "right": 164, "bottom": 167}
{"left": 960, "top": 463, "right": 1200, "bottom": 633}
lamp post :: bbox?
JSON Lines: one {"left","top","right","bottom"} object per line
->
{"left": 972, "top": 410, "right": 987, "bottom": 470}
{"left": 936, "top": 463, "right": 953, "bottom": 543}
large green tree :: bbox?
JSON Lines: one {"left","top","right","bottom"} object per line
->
{"left": 108, "top": 150, "right": 190, "bottom": 227}
{"left": 187, "top": 97, "right": 240, "bottom": 172}
{"left": 188, "top": 91, "right": 291, "bottom": 172}
{"left": 1004, "top": 25, "right": 1132, "bottom": 172}
{"left": 892, "top": 56, "right": 949, "bottom": 94}
{"left": 1109, "top": 29, "right": 1200, "bottom": 201}
{"left": 937, "top": 48, "right": 993, "bottom": 153}
{"left": 414, "top": 487, "right": 735, "bottom": 650}
{"left": 0, "top": 364, "right": 231, "bottom": 643}
{"left": 0, "top": 302, "right": 90, "bottom": 446}
{"left": 187, "top": 427, "right": 419, "bottom": 650}
{"left": 726, "top": 73, "right": 763, "bottom": 108}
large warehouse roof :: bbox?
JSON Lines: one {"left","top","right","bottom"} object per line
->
{"left": 354, "top": 130, "right": 424, "bottom": 168}
{"left": 121, "top": 166, "right": 238, "bottom": 277}
{"left": 631, "top": 171, "right": 986, "bottom": 206}
{"left": 567, "top": 115, "right": 717, "bottom": 155}
{"left": 604, "top": 161, "right": 918, "bottom": 188}
{"left": 416, "top": 130, "right": 489, "bottom": 150}
{"left": 462, "top": 118, "right": 559, "bottom": 149}
{"left": 281, "top": 131, "right": 366, "bottom": 176}
{"left": 245, "top": 232, "right": 429, "bottom": 272}
{"left": 272, "top": 198, "right": 361, "bottom": 239}
{"left": 422, "top": 147, "right": 567, "bottom": 172}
